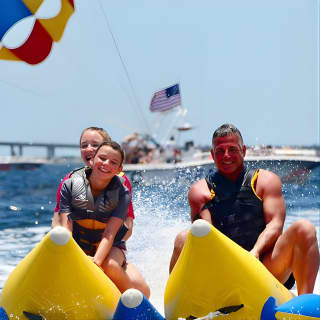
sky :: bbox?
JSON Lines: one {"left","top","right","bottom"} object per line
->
{"left": 0, "top": 0, "right": 319, "bottom": 157}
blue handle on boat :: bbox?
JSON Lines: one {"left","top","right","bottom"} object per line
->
{"left": 0, "top": 307, "right": 8, "bottom": 320}
{"left": 112, "top": 289, "right": 165, "bottom": 320}
{"left": 261, "top": 294, "right": 320, "bottom": 320}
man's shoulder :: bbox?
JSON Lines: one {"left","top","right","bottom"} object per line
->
{"left": 190, "top": 178, "right": 208, "bottom": 189}
{"left": 189, "top": 178, "right": 211, "bottom": 200}
{"left": 257, "top": 168, "right": 281, "bottom": 182}
{"left": 256, "top": 168, "right": 282, "bottom": 197}
{"left": 188, "top": 178, "right": 212, "bottom": 217}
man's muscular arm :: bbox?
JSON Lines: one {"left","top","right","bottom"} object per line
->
{"left": 188, "top": 179, "right": 213, "bottom": 224}
{"left": 169, "top": 178, "right": 213, "bottom": 273}
{"left": 250, "top": 169, "right": 285, "bottom": 259}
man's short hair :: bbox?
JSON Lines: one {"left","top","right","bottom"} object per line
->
{"left": 212, "top": 123, "right": 244, "bottom": 147}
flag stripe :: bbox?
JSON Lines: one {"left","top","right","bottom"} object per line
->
{"left": 150, "top": 98, "right": 181, "bottom": 111}
{"left": 150, "top": 84, "right": 181, "bottom": 112}
{"left": 150, "top": 97, "right": 181, "bottom": 109}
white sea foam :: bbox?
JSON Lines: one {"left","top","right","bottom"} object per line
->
{"left": 127, "top": 204, "right": 189, "bottom": 314}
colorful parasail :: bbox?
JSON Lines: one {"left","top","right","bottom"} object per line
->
{"left": 0, "top": 0, "right": 75, "bottom": 65}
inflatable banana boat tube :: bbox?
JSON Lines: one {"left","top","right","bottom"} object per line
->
{"left": 0, "top": 223, "right": 319, "bottom": 320}
{"left": 164, "top": 219, "right": 320, "bottom": 320}
{"left": 0, "top": 226, "right": 121, "bottom": 320}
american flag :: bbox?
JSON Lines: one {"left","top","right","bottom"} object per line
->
{"left": 149, "top": 84, "right": 181, "bottom": 112}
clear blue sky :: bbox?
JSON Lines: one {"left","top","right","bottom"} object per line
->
{"left": 0, "top": 0, "right": 319, "bottom": 157}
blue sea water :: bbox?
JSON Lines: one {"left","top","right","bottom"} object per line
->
{"left": 0, "top": 163, "right": 319, "bottom": 312}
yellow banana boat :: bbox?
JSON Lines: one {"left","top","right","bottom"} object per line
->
{"left": 164, "top": 219, "right": 294, "bottom": 320}
{"left": 1, "top": 223, "right": 318, "bottom": 320}
{"left": 0, "top": 226, "right": 120, "bottom": 320}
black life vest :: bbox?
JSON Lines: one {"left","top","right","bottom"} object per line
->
{"left": 68, "top": 168, "right": 128, "bottom": 255}
{"left": 202, "top": 168, "right": 266, "bottom": 251}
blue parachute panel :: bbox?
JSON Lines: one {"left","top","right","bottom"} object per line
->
{"left": 0, "top": 0, "right": 32, "bottom": 40}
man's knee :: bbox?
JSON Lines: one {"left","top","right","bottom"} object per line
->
{"left": 170, "top": 229, "right": 189, "bottom": 273}
{"left": 174, "top": 229, "right": 189, "bottom": 252}
{"left": 292, "top": 219, "right": 317, "bottom": 243}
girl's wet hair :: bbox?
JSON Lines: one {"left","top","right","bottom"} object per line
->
{"left": 94, "top": 141, "right": 125, "bottom": 165}
{"left": 212, "top": 123, "right": 244, "bottom": 148}
{"left": 79, "top": 127, "right": 111, "bottom": 145}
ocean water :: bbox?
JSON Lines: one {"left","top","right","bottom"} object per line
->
{"left": 0, "top": 163, "right": 319, "bottom": 314}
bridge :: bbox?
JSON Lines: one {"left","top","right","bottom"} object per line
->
{"left": 0, "top": 141, "right": 79, "bottom": 159}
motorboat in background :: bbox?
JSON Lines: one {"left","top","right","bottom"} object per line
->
{"left": 1, "top": 145, "right": 319, "bottom": 185}
{"left": 122, "top": 84, "right": 320, "bottom": 184}
{"left": 0, "top": 156, "right": 47, "bottom": 171}
{"left": 123, "top": 146, "right": 320, "bottom": 185}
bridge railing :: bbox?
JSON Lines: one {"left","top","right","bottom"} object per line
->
{"left": 0, "top": 142, "right": 79, "bottom": 159}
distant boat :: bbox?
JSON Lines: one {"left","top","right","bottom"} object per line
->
{"left": 123, "top": 147, "right": 320, "bottom": 185}
{"left": 0, "top": 156, "right": 47, "bottom": 171}
{"left": 176, "top": 122, "right": 193, "bottom": 131}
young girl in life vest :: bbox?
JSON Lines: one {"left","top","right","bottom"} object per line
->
{"left": 59, "top": 141, "right": 149, "bottom": 296}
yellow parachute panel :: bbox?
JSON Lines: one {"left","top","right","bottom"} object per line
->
{"left": 21, "top": 0, "right": 44, "bottom": 15}
{"left": 38, "top": 0, "right": 75, "bottom": 41}
{"left": 0, "top": 47, "right": 20, "bottom": 60}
